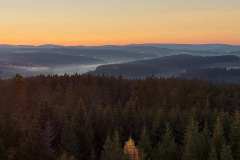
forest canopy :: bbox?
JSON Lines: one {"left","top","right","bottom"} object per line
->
{"left": 0, "top": 74, "right": 239, "bottom": 160}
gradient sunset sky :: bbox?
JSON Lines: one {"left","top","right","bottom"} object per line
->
{"left": 1, "top": 0, "right": 240, "bottom": 45}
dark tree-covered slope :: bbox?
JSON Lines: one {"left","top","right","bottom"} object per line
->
{"left": 0, "top": 75, "right": 239, "bottom": 160}
{"left": 91, "top": 54, "right": 240, "bottom": 81}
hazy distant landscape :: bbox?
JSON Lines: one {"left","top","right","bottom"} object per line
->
{"left": 91, "top": 54, "right": 240, "bottom": 83}
{"left": 1, "top": 44, "right": 240, "bottom": 83}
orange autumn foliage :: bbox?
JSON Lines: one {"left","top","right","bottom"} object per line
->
{"left": 124, "top": 138, "right": 140, "bottom": 160}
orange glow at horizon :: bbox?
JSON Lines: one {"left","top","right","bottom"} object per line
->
{"left": 1, "top": 0, "right": 240, "bottom": 46}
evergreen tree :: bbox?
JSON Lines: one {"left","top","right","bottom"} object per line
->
{"left": 220, "top": 144, "right": 233, "bottom": 160}
{"left": 73, "top": 109, "right": 94, "bottom": 160}
{"left": 198, "top": 121, "right": 211, "bottom": 160}
{"left": 0, "top": 138, "right": 6, "bottom": 160}
{"left": 61, "top": 121, "right": 79, "bottom": 158}
{"left": 101, "top": 131, "right": 125, "bottom": 160}
{"left": 101, "top": 136, "right": 112, "bottom": 160}
{"left": 182, "top": 118, "right": 200, "bottom": 160}
{"left": 230, "top": 112, "right": 240, "bottom": 160}
{"left": 208, "top": 146, "right": 218, "bottom": 160}
{"left": 41, "top": 121, "right": 56, "bottom": 159}
{"left": 212, "top": 116, "right": 225, "bottom": 159}
{"left": 90, "top": 149, "right": 96, "bottom": 160}
{"left": 138, "top": 127, "right": 152, "bottom": 160}
{"left": 153, "top": 123, "right": 177, "bottom": 160}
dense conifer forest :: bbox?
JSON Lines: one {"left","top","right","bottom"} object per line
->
{"left": 0, "top": 74, "right": 239, "bottom": 160}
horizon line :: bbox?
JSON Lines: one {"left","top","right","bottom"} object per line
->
{"left": 1, "top": 42, "right": 240, "bottom": 47}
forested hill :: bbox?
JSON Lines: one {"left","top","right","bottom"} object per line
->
{"left": 1, "top": 44, "right": 240, "bottom": 78}
{"left": 90, "top": 54, "right": 240, "bottom": 83}
{"left": 0, "top": 74, "right": 239, "bottom": 160}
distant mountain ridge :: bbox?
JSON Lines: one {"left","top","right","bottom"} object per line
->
{"left": 90, "top": 54, "right": 240, "bottom": 83}
{"left": 1, "top": 44, "right": 240, "bottom": 78}
{"left": 180, "top": 68, "right": 240, "bottom": 84}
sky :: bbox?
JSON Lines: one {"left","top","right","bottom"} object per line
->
{"left": 0, "top": 0, "right": 240, "bottom": 45}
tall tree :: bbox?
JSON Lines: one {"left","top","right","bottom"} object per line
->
{"left": 90, "top": 149, "right": 96, "bottom": 160}
{"left": 138, "top": 127, "right": 152, "bottom": 160}
{"left": 101, "top": 131, "right": 126, "bottom": 160}
{"left": 230, "top": 112, "right": 240, "bottom": 160}
{"left": 208, "top": 146, "right": 218, "bottom": 160}
{"left": 0, "top": 138, "right": 6, "bottom": 160}
{"left": 153, "top": 123, "right": 177, "bottom": 160}
{"left": 39, "top": 121, "right": 56, "bottom": 160}
{"left": 212, "top": 116, "right": 225, "bottom": 159}
{"left": 220, "top": 144, "right": 233, "bottom": 160}
{"left": 198, "top": 121, "right": 211, "bottom": 160}
{"left": 182, "top": 118, "right": 201, "bottom": 160}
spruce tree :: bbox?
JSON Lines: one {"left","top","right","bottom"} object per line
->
{"left": 198, "top": 121, "right": 210, "bottom": 160}
{"left": 208, "top": 146, "right": 218, "bottom": 160}
{"left": 153, "top": 123, "right": 177, "bottom": 160}
{"left": 101, "top": 131, "right": 125, "bottom": 160}
{"left": 101, "top": 136, "right": 113, "bottom": 160}
{"left": 212, "top": 116, "right": 225, "bottom": 159}
{"left": 220, "top": 144, "right": 233, "bottom": 160}
{"left": 0, "top": 138, "right": 6, "bottom": 160}
{"left": 138, "top": 127, "right": 152, "bottom": 160}
{"left": 182, "top": 118, "right": 200, "bottom": 160}
{"left": 230, "top": 112, "right": 240, "bottom": 160}
{"left": 90, "top": 149, "right": 96, "bottom": 160}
